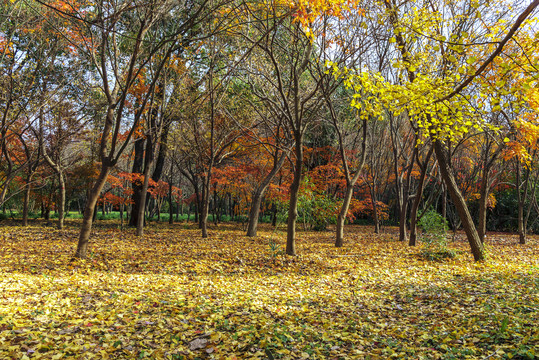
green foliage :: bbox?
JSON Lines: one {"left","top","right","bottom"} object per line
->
{"left": 297, "top": 177, "right": 339, "bottom": 231}
{"left": 418, "top": 209, "right": 449, "bottom": 234}
{"left": 418, "top": 210, "right": 456, "bottom": 261}
{"left": 267, "top": 238, "right": 284, "bottom": 260}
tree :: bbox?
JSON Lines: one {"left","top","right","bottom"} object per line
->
{"left": 66, "top": 0, "right": 217, "bottom": 258}
{"left": 332, "top": 0, "right": 539, "bottom": 260}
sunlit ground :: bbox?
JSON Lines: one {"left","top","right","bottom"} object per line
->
{"left": 0, "top": 222, "right": 537, "bottom": 359}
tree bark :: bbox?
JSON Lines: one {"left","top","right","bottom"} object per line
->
{"left": 57, "top": 172, "right": 66, "bottom": 229}
{"left": 22, "top": 178, "right": 31, "bottom": 227}
{"left": 409, "top": 148, "right": 433, "bottom": 246}
{"left": 398, "top": 198, "right": 408, "bottom": 242}
{"left": 201, "top": 178, "right": 210, "bottom": 238}
{"left": 336, "top": 185, "right": 354, "bottom": 247}
{"left": 516, "top": 163, "right": 528, "bottom": 245}
{"left": 247, "top": 189, "right": 264, "bottom": 236}
{"left": 168, "top": 169, "right": 174, "bottom": 225}
{"left": 129, "top": 137, "right": 145, "bottom": 227}
{"left": 477, "top": 171, "right": 489, "bottom": 242}
{"left": 75, "top": 165, "right": 111, "bottom": 258}
{"left": 433, "top": 140, "right": 484, "bottom": 261}
{"left": 286, "top": 142, "right": 303, "bottom": 255}
{"left": 372, "top": 194, "right": 380, "bottom": 234}
{"left": 334, "top": 119, "right": 367, "bottom": 247}
{"left": 247, "top": 152, "right": 287, "bottom": 237}
{"left": 136, "top": 155, "right": 153, "bottom": 236}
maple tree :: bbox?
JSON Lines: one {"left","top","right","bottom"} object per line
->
{"left": 0, "top": 0, "right": 538, "bottom": 262}
{"left": 1, "top": 1, "right": 539, "bottom": 358}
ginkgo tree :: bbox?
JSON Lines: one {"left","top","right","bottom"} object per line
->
{"left": 329, "top": 0, "right": 539, "bottom": 261}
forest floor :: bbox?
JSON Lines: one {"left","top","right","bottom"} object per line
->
{"left": 0, "top": 222, "right": 537, "bottom": 359}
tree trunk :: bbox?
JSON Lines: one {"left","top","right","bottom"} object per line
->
{"left": 75, "top": 165, "right": 111, "bottom": 258}
{"left": 372, "top": 198, "right": 380, "bottom": 234}
{"left": 433, "top": 140, "right": 484, "bottom": 261}
{"left": 286, "top": 143, "right": 303, "bottom": 256}
{"left": 22, "top": 179, "right": 31, "bottom": 227}
{"left": 247, "top": 189, "right": 265, "bottom": 237}
{"left": 169, "top": 181, "right": 174, "bottom": 225}
{"left": 120, "top": 203, "right": 124, "bottom": 230}
{"left": 217, "top": 196, "right": 223, "bottom": 223}
{"left": 57, "top": 172, "right": 65, "bottom": 229}
{"left": 201, "top": 178, "right": 210, "bottom": 238}
{"left": 516, "top": 163, "right": 527, "bottom": 244}
{"left": 272, "top": 203, "right": 278, "bottom": 227}
{"left": 409, "top": 158, "right": 430, "bottom": 245}
{"left": 44, "top": 201, "right": 50, "bottom": 222}
{"left": 194, "top": 191, "right": 201, "bottom": 227}
{"left": 247, "top": 152, "right": 287, "bottom": 237}
{"left": 368, "top": 184, "right": 380, "bottom": 234}
{"left": 129, "top": 137, "right": 145, "bottom": 227}
{"left": 136, "top": 166, "right": 152, "bottom": 237}
{"left": 151, "top": 123, "right": 169, "bottom": 183}
{"left": 441, "top": 186, "right": 447, "bottom": 220}
{"left": 398, "top": 198, "right": 408, "bottom": 242}
{"left": 213, "top": 190, "right": 218, "bottom": 225}
{"left": 336, "top": 184, "right": 354, "bottom": 247}
{"left": 477, "top": 170, "right": 489, "bottom": 242}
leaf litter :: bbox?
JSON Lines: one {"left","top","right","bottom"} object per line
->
{"left": 0, "top": 224, "right": 537, "bottom": 359}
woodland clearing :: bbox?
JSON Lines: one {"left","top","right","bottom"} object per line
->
{"left": 0, "top": 222, "right": 537, "bottom": 359}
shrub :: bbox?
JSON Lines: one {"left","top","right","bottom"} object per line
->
{"left": 418, "top": 209, "right": 456, "bottom": 261}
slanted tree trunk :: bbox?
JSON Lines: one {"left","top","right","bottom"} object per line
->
{"left": 75, "top": 164, "right": 111, "bottom": 258}
{"left": 336, "top": 185, "right": 355, "bottom": 247}
{"left": 136, "top": 135, "right": 154, "bottom": 236}
{"left": 409, "top": 147, "right": 433, "bottom": 246}
{"left": 332, "top": 113, "right": 367, "bottom": 247}
{"left": 433, "top": 140, "right": 484, "bottom": 261}
{"left": 247, "top": 152, "right": 287, "bottom": 237}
